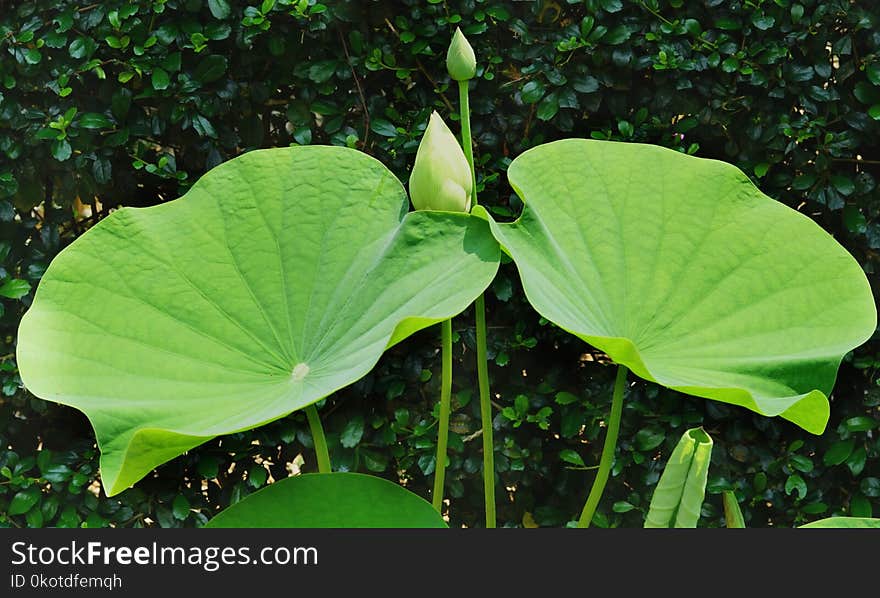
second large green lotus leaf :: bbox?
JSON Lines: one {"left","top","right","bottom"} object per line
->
{"left": 17, "top": 146, "right": 500, "bottom": 495}
{"left": 206, "top": 473, "right": 447, "bottom": 528}
{"left": 478, "top": 139, "right": 876, "bottom": 434}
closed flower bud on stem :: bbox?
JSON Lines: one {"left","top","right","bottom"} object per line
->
{"left": 446, "top": 27, "right": 476, "bottom": 81}
{"left": 408, "top": 111, "right": 473, "bottom": 212}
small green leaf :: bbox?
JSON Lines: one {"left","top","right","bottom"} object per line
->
{"left": 194, "top": 55, "right": 228, "bottom": 83}
{"left": 340, "top": 415, "right": 365, "bottom": 448}
{"left": 197, "top": 456, "right": 220, "bottom": 479}
{"left": 0, "top": 279, "right": 31, "bottom": 299}
{"left": 845, "top": 416, "right": 877, "bottom": 432}
{"left": 752, "top": 15, "right": 775, "bottom": 31}
{"left": 23, "top": 49, "right": 42, "bottom": 64}
{"left": 715, "top": 18, "right": 741, "bottom": 30}
{"left": 559, "top": 449, "right": 585, "bottom": 467}
{"left": 603, "top": 25, "right": 630, "bottom": 45}
{"left": 79, "top": 112, "right": 113, "bottom": 129}
{"left": 9, "top": 486, "right": 41, "bottom": 516}
{"left": 850, "top": 494, "right": 873, "bottom": 518}
{"left": 823, "top": 438, "right": 855, "bottom": 466}
{"left": 790, "top": 454, "right": 813, "bottom": 473}
{"left": 854, "top": 81, "right": 880, "bottom": 105}
{"left": 370, "top": 119, "right": 397, "bottom": 138}
{"left": 572, "top": 75, "right": 600, "bottom": 94}
{"left": 635, "top": 428, "right": 665, "bottom": 452}
{"left": 613, "top": 501, "right": 635, "bottom": 513}
{"left": 831, "top": 175, "right": 855, "bottom": 196}
{"left": 208, "top": 0, "right": 231, "bottom": 19}
{"left": 92, "top": 158, "right": 112, "bottom": 184}
{"left": 867, "top": 64, "right": 880, "bottom": 86}
{"left": 50, "top": 139, "right": 72, "bottom": 161}
{"left": 191, "top": 114, "right": 217, "bottom": 138}
{"left": 514, "top": 394, "right": 529, "bottom": 416}
{"left": 861, "top": 477, "right": 880, "bottom": 498}
{"left": 537, "top": 92, "right": 559, "bottom": 121}
{"left": 785, "top": 474, "right": 807, "bottom": 499}
{"left": 172, "top": 494, "right": 191, "bottom": 519}
{"left": 521, "top": 80, "right": 545, "bottom": 104}
{"left": 554, "top": 391, "right": 580, "bottom": 405}
{"left": 848, "top": 446, "right": 868, "bottom": 476}
{"left": 307, "top": 60, "right": 336, "bottom": 84}
{"left": 248, "top": 465, "right": 268, "bottom": 488}
{"left": 69, "top": 37, "right": 91, "bottom": 59}
{"left": 151, "top": 68, "right": 170, "bottom": 90}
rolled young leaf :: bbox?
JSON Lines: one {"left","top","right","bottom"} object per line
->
{"left": 477, "top": 139, "right": 877, "bottom": 434}
{"left": 206, "top": 473, "right": 447, "bottom": 528}
{"left": 644, "top": 427, "right": 713, "bottom": 528}
{"left": 17, "top": 146, "right": 500, "bottom": 495}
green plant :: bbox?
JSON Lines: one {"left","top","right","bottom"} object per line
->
{"left": 651, "top": 431, "right": 880, "bottom": 530}
{"left": 6, "top": 9, "right": 880, "bottom": 532}
{"left": 644, "top": 427, "right": 713, "bottom": 528}
{"left": 477, "top": 138, "right": 876, "bottom": 525}
{"left": 16, "top": 143, "right": 500, "bottom": 522}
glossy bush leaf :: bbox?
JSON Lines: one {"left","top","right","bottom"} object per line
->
{"left": 478, "top": 140, "right": 876, "bottom": 434}
{"left": 8, "top": 487, "right": 41, "bottom": 516}
{"left": 644, "top": 427, "right": 713, "bottom": 528}
{"left": 17, "top": 146, "right": 500, "bottom": 495}
{"left": 799, "top": 517, "right": 880, "bottom": 529}
{"left": 206, "top": 473, "right": 447, "bottom": 528}
{"left": 0, "top": 279, "right": 31, "bottom": 299}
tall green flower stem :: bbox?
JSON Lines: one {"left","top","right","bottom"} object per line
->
{"left": 305, "top": 404, "right": 331, "bottom": 474}
{"left": 432, "top": 319, "right": 453, "bottom": 512}
{"left": 459, "top": 78, "right": 496, "bottom": 528}
{"left": 578, "top": 364, "right": 628, "bottom": 528}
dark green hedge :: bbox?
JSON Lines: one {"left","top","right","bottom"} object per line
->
{"left": 1, "top": 0, "right": 878, "bottom": 528}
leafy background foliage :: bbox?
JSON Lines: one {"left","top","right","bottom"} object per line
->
{"left": 1, "top": 0, "right": 878, "bottom": 528}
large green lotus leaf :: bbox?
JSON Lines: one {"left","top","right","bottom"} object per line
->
{"left": 206, "top": 473, "right": 447, "bottom": 528}
{"left": 799, "top": 517, "right": 880, "bottom": 529}
{"left": 17, "top": 146, "right": 500, "bottom": 496}
{"left": 477, "top": 140, "right": 876, "bottom": 434}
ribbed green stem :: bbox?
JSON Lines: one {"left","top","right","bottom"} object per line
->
{"left": 458, "top": 80, "right": 478, "bottom": 208}
{"left": 458, "top": 78, "right": 496, "bottom": 528}
{"left": 432, "top": 319, "right": 453, "bottom": 512}
{"left": 305, "top": 404, "right": 331, "bottom": 474}
{"left": 578, "top": 365, "right": 628, "bottom": 528}
{"left": 474, "top": 293, "right": 496, "bottom": 528}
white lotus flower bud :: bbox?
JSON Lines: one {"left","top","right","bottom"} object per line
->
{"left": 408, "top": 111, "right": 473, "bottom": 212}
{"left": 446, "top": 27, "right": 476, "bottom": 81}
